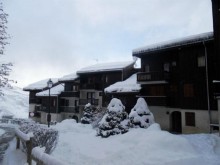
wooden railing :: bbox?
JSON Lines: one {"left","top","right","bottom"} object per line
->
{"left": 137, "top": 71, "right": 169, "bottom": 82}
{"left": 15, "top": 129, "right": 65, "bottom": 165}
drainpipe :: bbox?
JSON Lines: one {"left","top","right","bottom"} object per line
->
{"left": 203, "top": 41, "right": 211, "bottom": 133}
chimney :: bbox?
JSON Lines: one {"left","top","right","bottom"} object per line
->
{"left": 211, "top": 0, "right": 220, "bottom": 79}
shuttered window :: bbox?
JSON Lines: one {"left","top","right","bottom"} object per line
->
{"left": 185, "top": 112, "right": 195, "bottom": 126}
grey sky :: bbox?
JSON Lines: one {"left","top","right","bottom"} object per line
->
{"left": 2, "top": 0, "right": 213, "bottom": 87}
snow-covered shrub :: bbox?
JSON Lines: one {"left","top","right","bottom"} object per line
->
{"left": 91, "top": 107, "right": 106, "bottom": 128}
{"left": 97, "top": 98, "right": 129, "bottom": 138}
{"left": 81, "top": 103, "right": 93, "bottom": 124}
{"left": 18, "top": 119, "right": 58, "bottom": 154}
{"left": 129, "top": 98, "right": 155, "bottom": 128}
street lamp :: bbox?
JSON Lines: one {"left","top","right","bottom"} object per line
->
{"left": 47, "top": 78, "right": 53, "bottom": 127}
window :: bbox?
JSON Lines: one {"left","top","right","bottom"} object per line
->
{"left": 145, "top": 65, "right": 150, "bottom": 72}
{"left": 87, "top": 92, "right": 95, "bottom": 99}
{"left": 185, "top": 112, "right": 195, "bottom": 126}
{"left": 72, "top": 85, "right": 79, "bottom": 91}
{"left": 184, "top": 84, "right": 194, "bottom": 97}
{"left": 198, "top": 56, "right": 205, "bottom": 67}
{"left": 149, "top": 86, "right": 165, "bottom": 96}
{"left": 164, "top": 63, "right": 170, "bottom": 72}
{"left": 172, "top": 61, "right": 177, "bottom": 66}
{"left": 60, "top": 99, "right": 69, "bottom": 106}
{"left": 75, "top": 100, "right": 78, "bottom": 106}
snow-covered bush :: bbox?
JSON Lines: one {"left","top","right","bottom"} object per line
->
{"left": 129, "top": 98, "right": 155, "bottom": 128}
{"left": 81, "top": 103, "right": 93, "bottom": 124}
{"left": 18, "top": 119, "right": 58, "bottom": 154}
{"left": 97, "top": 98, "right": 129, "bottom": 138}
{"left": 91, "top": 107, "right": 106, "bottom": 128}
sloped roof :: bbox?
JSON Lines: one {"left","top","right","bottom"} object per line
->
{"left": 36, "top": 84, "right": 64, "bottom": 97}
{"left": 23, "top": 78, "right": 59, "bottom": 91}
{"left": 59, "top": 73, "right": 79, "bottom": 82}
{"left": 104, "top": 74, "right": 141, "bottom": 93}
{"left": 133, "top": 32, "right": 213, "bottom": 56}
{"left": 77, "top": 61, "right": 135, "bottom": 74}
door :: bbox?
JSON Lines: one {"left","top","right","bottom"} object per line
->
{"left": 171, "top": 111, "right": 182, "bottom": 133}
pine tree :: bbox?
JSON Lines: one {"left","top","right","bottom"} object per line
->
{"left": 97, "top": 98, "right": 129, "bottom": 138}
{"left": 129, "top": 98, "right": 155, "bottom": 128}
{"left": 81, "top": 103, "right": 93, "bottom": 124}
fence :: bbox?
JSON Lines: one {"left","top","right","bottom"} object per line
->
{"left": 15, "top": 128, "right": 65, "bottom": 165}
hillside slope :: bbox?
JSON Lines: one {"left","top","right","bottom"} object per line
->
{"left": 0, "top": 86, "right": 28, "bottom": 118}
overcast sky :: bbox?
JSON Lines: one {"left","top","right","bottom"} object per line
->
{"left": 2, "top": 0, "right": 213, "bottom": 88}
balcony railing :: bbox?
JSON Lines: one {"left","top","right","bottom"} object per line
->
{"left": 36, "top": 106, "right": 57, "bottom": 113}
{"left": 60, "top": 91, "right": 79, "bottom": 97}
{"left": 137, "top": 71, "right": 169, "bottom": 83}
{"left": 79, "top": 99, "right": 99, "bottom": 106}
{"left": 80, "top": 84, "right": 102, "bottom": 90}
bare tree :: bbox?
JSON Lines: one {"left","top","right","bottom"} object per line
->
{"left": 0, "top": 2, "right": 12, "bottom": 95}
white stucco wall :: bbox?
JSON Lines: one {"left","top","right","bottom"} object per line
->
{"left": 150, "top": 106, "right": 218, "bottom": 134}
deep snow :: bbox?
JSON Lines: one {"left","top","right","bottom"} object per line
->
{"left": 1, "top": 87, "right": 220, "bottom": 165}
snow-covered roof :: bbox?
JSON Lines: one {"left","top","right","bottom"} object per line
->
{"left": 104, "top": 74, "right": 141, "bottom": 93}
{"left": 36, "top": 84, "right": 64, "bottom": 97}
{"left": 77, "top": 61, "right": 135, "bottom": 74}
{"left": 23, "top": 78, "right": 59, "bottom": 91}
{"left": 133, "top": 32, "right": 213, "bottom": 55}
{"left": 59, "top": 73, "right": 79, "bottom": 82}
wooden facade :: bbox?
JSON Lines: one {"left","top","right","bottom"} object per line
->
{"left": 134, "top": 37, "right": 217, "bottom": 111}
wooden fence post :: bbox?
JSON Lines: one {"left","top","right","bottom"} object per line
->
{"left": 26, "top": 137, "right": 33, "bottom": 165}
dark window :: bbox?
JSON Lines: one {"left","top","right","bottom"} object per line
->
{"left": 184, "top": 84, "right": 194, "bottom": 97}
{"left": 149, "top": 86, "right": 165, "bottom": 96}
{"left": 185, "top": 112, "right": 195, "bottom": 126}
{"left": 145, "top": 64, "right": 150, "bottom": 72}
{"left": 164, "top": 63, "right": 170, "bottom": 72}
{"left": 87, "top": 92, "right": 95, "bottom": 99}
{"left": 60, "top": 99, "right": 69, "bottom": 106}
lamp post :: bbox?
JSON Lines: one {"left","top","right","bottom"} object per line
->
{"left": 47, "top": 78, "right": 53, "bottom": 127}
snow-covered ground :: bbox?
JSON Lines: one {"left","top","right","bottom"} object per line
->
{"left": 50, "top": 120, "right": 220, "bottom": 165}
{"left": 1, "top": 87, "right": 220, "bottom": 165}
{"left": 0, "top": 86, "right": 28, "bottom": 118}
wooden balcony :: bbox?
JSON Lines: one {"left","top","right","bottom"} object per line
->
{"left": 60, "top": 91, "right": 79, "bottom": 97}
{"left": 79, "top": 99, "right": 99, "bottom": 106}
{"left": 60, "top": 106, "right": 79, "bottom": 113}
{"left": 137, "top": 71, "right": 169, "bottom": 84}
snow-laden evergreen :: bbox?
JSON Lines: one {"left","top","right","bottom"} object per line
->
{"left": 81, "top": 103, "right": 93, "bottom": 124}
{"left": 129, "top": 98, "right": 155, "bottom": 128}
{"left": 97, "top": 98, "right": 129, "bottom": 138}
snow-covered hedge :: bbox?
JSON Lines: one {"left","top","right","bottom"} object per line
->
{"left": 18, "top": 119, "right": 58, "bottom": 154}
{"left": 97, "top": 98, "right": 129, "bottom": 138}
{"left": 129, "top": 98, "right": 155, "bottom": 128}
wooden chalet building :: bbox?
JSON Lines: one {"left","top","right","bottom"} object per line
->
{"left": 23, "top": 78, "right": 60, "bottom": 123}
{"left": 104, "top": 73, "right": 141, "bottom": 113}
{"left": 76, "top": 61, "right": 135, "bottom": 111}
{"left": 132, "top": 0, "right": 220, "bottom": 134}
{"left": 36, "top": 84, "right": 64, "bottom": 124}
{"left": 58, "top": 73, "right": 80, "bottom": 122}
{"left": 24, "top": 61, "right": 136, "bottom": 124}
